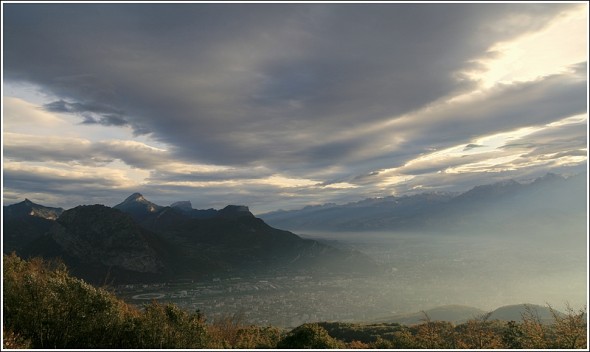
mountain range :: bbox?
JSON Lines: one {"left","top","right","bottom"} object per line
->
{"left": 3, "top": 172, "right": 586, "bottom": 284}
{"left": 3, "top": 194, "right": 377, "bottom": 285}
{"left": 369, "top": 303, "right": 565, "bottom": 325}
{"left": 259, "top": 172, "right": 587, "bottom": 236}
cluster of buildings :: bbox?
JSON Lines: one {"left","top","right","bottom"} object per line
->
{"left": 117, "top": 274, "right": 399, "bottom": 327}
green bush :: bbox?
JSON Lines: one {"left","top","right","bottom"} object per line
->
{"left": 2, "top": 253, "right": 208, "bottom": 349}
{"left": 277, "top": 323, "right": 344, "bottom": 349}
{"left": 3, "top": 253, "right": 125, "bottom": 348}
{"left": 122, "top": 302, "right": 208, "bottom": 348}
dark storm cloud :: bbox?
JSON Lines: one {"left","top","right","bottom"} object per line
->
{"left": 80, "top": 114, "right": 128, "bottom": 127}
{"left": 43, "top": 100, "right": 122, "bottom": 116}
{"left": 3, "top": 2, "right": 580, "bottom": 172}
{"left": 44, "top": 99, "right": 130, "bottom": 127}
{"left": 43, "top": 100, "right": 70, "bottom": 113}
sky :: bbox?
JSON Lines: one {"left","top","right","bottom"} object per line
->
{"left": 2, "top": 2, "right": 588, "bottom": 214}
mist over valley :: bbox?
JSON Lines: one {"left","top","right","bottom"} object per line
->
{"left": 2, "top": 3, "right": 588, "bottom": 348}
{"left": 3, "top": 172, "right": 586, "bottom": 328}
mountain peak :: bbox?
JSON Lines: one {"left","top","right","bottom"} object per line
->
{"left": 4, "top": 199, "right": 64, "bottom": 220}
{"left": 124, "top": 192, "right": 146, "bottom": 202}
{"left": 217, "top": 205, "right": 254, "bottom": 218}
{"left": 171, "top": 200, "right": 193, "bottom": 211}
{"left": 533, "top": 172, "right": 565, "bottom": 184}
{"left": 115, "top": 193, "right": 161, "bottom": 215}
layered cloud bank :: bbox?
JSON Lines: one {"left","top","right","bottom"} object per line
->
{"left": 2, "top": 3, "right": 587, "bottom": 212}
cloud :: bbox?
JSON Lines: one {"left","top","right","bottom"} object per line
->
{"left": 3, "top": 3, "right": 587, "bottom": 211}
{"left": 464, "top": 144, "right": 485, "bottom": 151}
{"left": 4, "top": 4, "right": 580, "bottom": 166}
{"left": 3, "top": 162, "right": 137, "bottom": 194}
{"left": 3, "top": 133, "right": 169, "bottom": 168}
{"left": 3, "top": 97, "right": 67, "bottom": 131}
{"left": 372, "top": 70, "right": 585, "bottom": 164}
{"left": 148, "top": 167, "right": 275, "bottom": 183}
{"left": 43, "top": 99, "right": 130, "bottom": 127}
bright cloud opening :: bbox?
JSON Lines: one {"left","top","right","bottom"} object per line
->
{"left": 471, "top": 5, "right": 587, "bottom": 88}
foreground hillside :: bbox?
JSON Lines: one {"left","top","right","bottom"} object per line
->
{"left": 3, "top": 254, "right": 587, "bottom": 349}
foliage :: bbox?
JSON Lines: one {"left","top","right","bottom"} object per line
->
{"left": 3, "top": 253, "right": 208, "bottom": 349}
{"left": 454, "top": 313, "right": 504, "bottom": 349}
{"left": 3, "top": 253, "right": 588, "bottom": 349}
{"left": 519, "top": 304, "right": 551, "bottom": 349}
{"left": 502, "top": 320, "right": 524, "bottom": 348}
{"left": 548, "top": 303, "right": 587, "bottom": 349}
{"left": 2, "top": 327, "right": 31, "bottom": 349}
{"left": 318, "top": 321, "right": 403, "bottom": 343}
{"left": 3, "top": 253, "right": 126, "bottom": 348}
{"left": 411, "top": 319, "right": 457, "bottom": 348}
{"left": 232, "top": 325, "right": 283, "bottom": 348}
{"left": 276, "top": 323, "right": 344, "bottom": 349}
{"left": 121, "top": 302, "right": 208, "bottom": 348}
{"left": 346, "top": 339, "right": 370, "bottom": 348}
{"left": 206, "top": 313, "right": 282, "bottom": 348}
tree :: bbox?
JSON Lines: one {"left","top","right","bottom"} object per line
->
{"left": 127, "top": 301, "right": 208, "bottom": 349}
{"left": 3, "top": 253, "right": 209, "bottom": 349}
{"left": 502, "top": 320, "right": 524, "bottom": 349}
{"left": 3, "top": 253, "right": 126, "bottom": 348}
{"left": 548, "top": 303, "right": 587, "bottom": 349}
{"left": 519, "top": 304, "right": 549, "bottom": 349}
{"left": 206, "top": 313, "right": 281, "bottom": 348}
{"left": 233, "top": 326, "right": 283, "bottom": 349}
{"left": 346, "top": 339, "right": 370, "bottom": 348}
{"left": 411, "top": 311, "right": 457, "bottom": 349}
{"left": 455, "top": 312, "right": 503, "bottom": 349}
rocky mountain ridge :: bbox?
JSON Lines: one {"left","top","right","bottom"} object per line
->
{"left": 4, "top": 195, "right": 377, "bottom": 284}
{"left": 4, "top": 198, "right": 64, "bottom": 220}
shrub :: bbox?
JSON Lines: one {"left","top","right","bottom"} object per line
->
{"left": 3, "top": 253, "right": 125, "bottom": 348}
{"left": 277, "top": 323, "right": 344, "bottom": 349}
{"left": 233, "top": 325, "right": 283, "bottom": 349}
{"left": 455, "top": 313, "right": 504, "bottom": 349}
{"left": 3, "top": 253, "right": 208, "bottom": 349}
{"left": 125, "top": 301, "right": 208, "bottom": 348}
{"left": 2, "top": 327, "right": 31, "bottom": 349}
{"left": 411, "top": 320, "right": 457, "bottom": 348}
{"left": 548, "top": 303, "right": 587, "bottom": 349}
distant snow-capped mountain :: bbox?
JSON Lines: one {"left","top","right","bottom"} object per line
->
{"left": 259, "top": 172, "right": 587, "bottom": 234}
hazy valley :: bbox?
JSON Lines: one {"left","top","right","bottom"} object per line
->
{"left": 3, "top": 172, "right": 587, "bottom": 329}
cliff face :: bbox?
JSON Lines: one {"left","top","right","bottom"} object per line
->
{"left": 39, "top": 205, "right": 164, "bottom": 274}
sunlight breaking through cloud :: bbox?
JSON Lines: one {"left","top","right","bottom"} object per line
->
{"left": 468, "top": 5, "right": 587, "bottom": 88}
